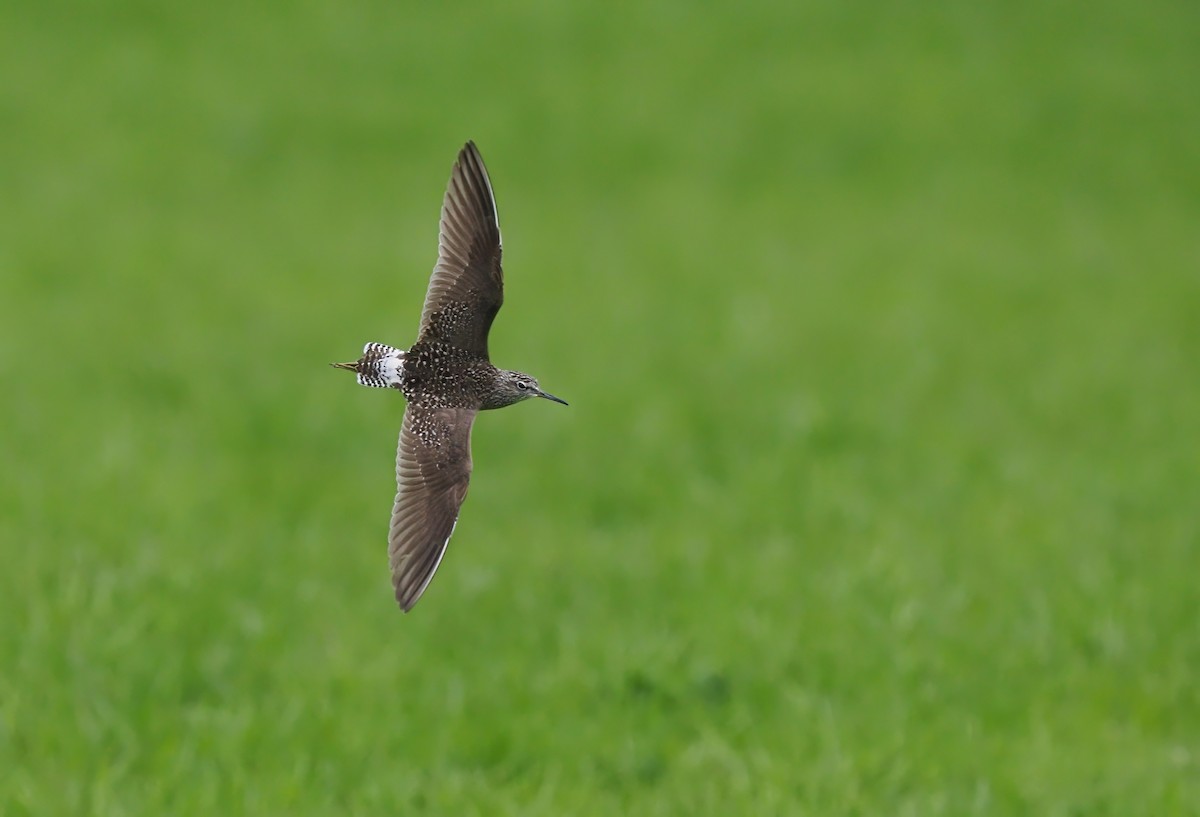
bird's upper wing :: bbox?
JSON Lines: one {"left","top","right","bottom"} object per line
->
{"left": 389, "top": 405, "right": 476, "bottom": 611}
{"left": 416, "top": 141, "right": 503, "bottom": 358}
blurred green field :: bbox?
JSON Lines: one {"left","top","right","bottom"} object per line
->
{"left": 2, "top": 0, "right": 1198, "bottom": 813}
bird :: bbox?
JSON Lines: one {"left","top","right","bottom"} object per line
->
{"left": 332, "top": 142, "right": 567, "bottom": 612}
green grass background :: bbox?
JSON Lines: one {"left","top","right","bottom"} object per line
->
{"left": 2, "top": 0, "right": 1198, "bottom": 813}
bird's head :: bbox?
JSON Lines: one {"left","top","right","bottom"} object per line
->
{"left": 487, "top": 370, "right": 568, "bottom": 410}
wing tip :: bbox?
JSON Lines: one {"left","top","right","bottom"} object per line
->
{"left": 392, "top": 568, "right": 421, "bottom": 612}
{"left": 454, "top": 141, "right": 491, "bottom": 191}
{"left": 396, "top": 590, "right": 417, "bottom": 613}
{"left": 392, "top": 572, "right": 429, "bottom": 613}
{"left": 388, "top": 510, "right": 461, "bottom": 615}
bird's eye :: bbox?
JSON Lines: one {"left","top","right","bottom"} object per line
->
{"left": 517, "top": 381, "right": 528, "bottom": 390}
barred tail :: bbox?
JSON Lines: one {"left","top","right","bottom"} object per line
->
{"left": 331, "top": 342, "right": 406, "bottom": 388}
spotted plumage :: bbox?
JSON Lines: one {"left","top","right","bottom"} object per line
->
{"left": 332, "top": 142, "right": 567, "bottom": 612}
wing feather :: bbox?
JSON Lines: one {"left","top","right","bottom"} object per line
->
{"left": 416, "top": 142, "right": 503, "bottom": 357}
{"left": 388, "top": 406, "right": 476, "bottom": 611}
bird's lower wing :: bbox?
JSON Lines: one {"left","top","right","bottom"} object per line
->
{"left": 388, "top": 406, "right": 477, "bottom": 611}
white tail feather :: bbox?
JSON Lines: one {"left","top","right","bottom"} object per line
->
{"left": 356, "top": 342, "right": 406, "bottom": 388}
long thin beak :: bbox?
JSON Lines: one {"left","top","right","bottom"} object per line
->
{"left": 538, "top": 390, "right": 568, "bottom": 406}
{"left": 331, "top": 361, "right": 358, "bottom": 371}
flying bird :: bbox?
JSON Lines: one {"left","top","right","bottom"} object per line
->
{"left": 333, "top": 142, "right": 566, "bottom": 611}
